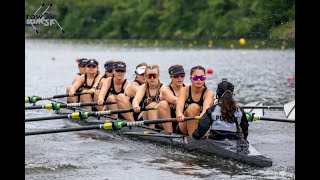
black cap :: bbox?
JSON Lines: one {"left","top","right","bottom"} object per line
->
{"left": 104, "top": 62, "right": 114, "bottom": 71}
{"left": 86, "top": 59, "right": 99, "bottom": 67}
{"left": 216, "top": 79, "right": 234, "bottom": 99}
{"left": 168, "top": 65, "right": 185, "bottom": 75}
{"left": 78, "top": 58, "right": 88, "bottom": 65}
{"left": 114, "top": 63, "right": 126, "bottom": 71}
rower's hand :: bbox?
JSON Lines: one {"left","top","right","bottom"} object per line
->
{"left": 133, "top": 106, "right": 141, "bottom": 113}
{"left": 97, "top": 99, "right": 104, "bottom": 105}
{"left": 176, "top": 113, "right": 185, "bottom": 122}
{"left": 68, "top": 90, "right": 75, "bottom": 97}
{"left": 87, "top": 88, "right": 96, "bottom": 94}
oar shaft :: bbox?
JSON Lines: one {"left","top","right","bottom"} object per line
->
{"left": 89, "top": 107, "right": 155, "bottom": 116}
{"left": 25, "top": 125, "right": 102, "bottom": 136}
{"left": 25, "top": 115, "right": 69, "bottom": 122}
{"left": 25, "top": 101, "right": 115, "bottom": 110}
{"left": 122, "top": 116, "right": 200, "bottom": 127}
{"left": 259, "top": 117, "right": 295, "bottom": 123}
{"left": 242, "top": 106, "right": 283, "bottom": 109}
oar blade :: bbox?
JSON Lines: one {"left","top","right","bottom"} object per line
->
{"left": 284, "top": 100, "right": 295, "bottom": 119}
{"left": 244, "top": 101, "right": 264, "bottom": 117}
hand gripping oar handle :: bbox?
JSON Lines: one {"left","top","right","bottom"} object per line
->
{"left": 25, "top": 92, "right": 90, "bottom": 103}
{"left": 25, "top": 101, "right": 116, "bottom": 110}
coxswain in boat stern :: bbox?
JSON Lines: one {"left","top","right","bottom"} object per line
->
{"left": 117, "top": 62, "right": 148, "bottom": 121}
{"left": 132, "top": 64, "right": 166, "bottom": 127}
{"left": 158, "top": 64, "right": 186, "bottom": 133}
{"left": 68, "top": 59, "right": 103, "bottom": 111}
{"left": 66, "top": 58, "right": 88, "bottom": 103}
{"left": 93, "top": 60, "right": 115, "bottom": 105}
{"left": 175, "top": 65, "right": 214, "bottom": 137}
{"left": 97, "top": 61, "right": 131, "bottom": 118}
{"left": 192, "top": 79, "right": 249, "bottom": 141}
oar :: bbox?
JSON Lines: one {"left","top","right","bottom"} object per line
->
{"left": 246, "top": 113, "right": 295, "bottom": 123}
{"left": 25, "top": 107, "right": 157, "bottom": 122}
{"left": 25, "top": 92, "right": 90, "bottom": 104}
{"left": 25, "top": 116, "right": 200, "bottom": 136}
{"left": 242, "top": 106, "right": 283, "bottom": 109}
{"left": 25, "top": 101, "right": 116, "bottom": 110}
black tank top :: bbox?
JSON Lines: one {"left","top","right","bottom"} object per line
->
{"left": 134, "top": 79, "right": 142, "bottom": 86}
{"left": 169, "top": 84, "right": 185, "bottom": 118}
{"left": 104, "top": 77, "right": 127, "bottom": 100}
{"left": 184, "top": 86, "right": 207, "bottom": 112}
{"left": 77, "top": 73, "right": 99, "bottom": 91}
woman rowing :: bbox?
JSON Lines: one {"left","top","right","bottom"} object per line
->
{"left": 97, "top": 61, "right": 131, "bottom": 117}
{"left": 68, "top": 59, "right": 103, "bottom": 111}
{"left": 66, "top": 58, "right": 88, "bottom": 103}
{"left": 157, "top": 65, "right": 186, "bottom": 133}
{"left": 116, "top": 62, "right": 147, "bottom": 121}
{"left": 192, "top": 79, "right": 249, "bottom": 141}
{"left": 132, "top": 64, "right": 166, "bottom": 127}
{"left": 175, "top": 65, "right": 214, "bottom": 137}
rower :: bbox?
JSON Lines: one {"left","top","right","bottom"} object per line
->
{"left": 116, "top": 62, "right": 147, "bottom": 121}
{"left": 68, "top": 59, "right": 103, "bottom": 111}
{"left": 132, "top": 64, "right": 166, "bottom": 127}
{"left": 97, "top": 61, "right": 131, "bottom": 117}
{"left": 66, "top": 58, "right": 88, "bottom": 103}
{"left": 93, "top": 60, "right": 115, "bottom": 105}
{"left": 192, "top": 79, "right": 249, "bottom": 141}
{"left": 175, "top": 65, "right": 214, "bottom": 137}
{"left": 157, "top": 65, "right": 186, "bottom": 133}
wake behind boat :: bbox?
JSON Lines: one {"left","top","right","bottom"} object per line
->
{"left": 50, "top": 98, "right": 273, "bottom": 168}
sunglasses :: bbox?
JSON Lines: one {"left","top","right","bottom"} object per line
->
{"left": 79, "top": 65, "right": 86, "bottom": 68}
{"left": 172, "top": 73, "right": 185, "bottom": 78}
{"left": 106, "top": 69, "right": 113, "bottom": 73}
{"left": 115, "top": 69, "right": 125, "bottom": 73}
{"left": 138, "top": 73, "right": 145, "bottom": 76}
{"left": 145, "top": 73, "right": 159, "bottom": 79}
{"left": 192, "top": 75, "right": 206, "bottom": 81}
{"left": 87, "top": 65, "right": 97, "bottom": 68}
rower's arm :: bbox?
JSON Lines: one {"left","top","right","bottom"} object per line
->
{"left": 132, "top": 84, "right": 146, "bottom": 108}
{"left": 69, "top": 74, "right": 84, "bottom": 95}
{"left": 161, "top": 87, "right": 177, "bottom": 104}
{"left": 92, "top": 75, "right": 104, "bottom": 89}
{"left": 175, "top": 86, "right": 188, "bottom": 116}
{"left": 200, "top": 90, "right": 214, "bottom": 117}
{"left": 123, "top": 80, "right": 132, "bottom": 95}
{"left": 97, "top": 77, "right": 112, "bottom": 102}
{"left": 125, "top": 83, "right": 138, "bottom": 97}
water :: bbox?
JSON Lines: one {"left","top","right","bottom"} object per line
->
{"left": 25, "top": 39, "right": 295, "bottom": 179}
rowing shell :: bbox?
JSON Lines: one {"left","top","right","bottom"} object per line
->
{"left": 53, "top": 98, "right": 273, "bottom": 168}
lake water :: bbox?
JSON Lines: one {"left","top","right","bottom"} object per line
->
{"left": 25, "top": 39, "right": 295, "bottom": 180}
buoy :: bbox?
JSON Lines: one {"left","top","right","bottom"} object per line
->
{"left": 239, "top": 38, "right": 246, "bottom": 46}
{"left": 207, "top": 68, "right": 214, "bottom": 75}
